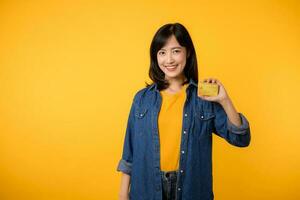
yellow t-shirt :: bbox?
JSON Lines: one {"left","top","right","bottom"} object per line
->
{"left": 158, "top": 83, "right": 188, "bottom": 171}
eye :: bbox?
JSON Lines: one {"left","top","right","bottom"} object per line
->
{"left": 173, "top": 49, "right": 181, "bottom": 53}
{"left": 158, "top": 51, "right": 165, "bottom": 55}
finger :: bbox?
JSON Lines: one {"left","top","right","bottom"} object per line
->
{"left": 203, "top": 96, "right": 214, "bottom": 101}
{"left": 198, "top": 94, "right": 206, "bottom": 100}
{"left": 211, "top": 78, "right": 216, "bottom": 84}
{"left": 215, "top": 79, "right": 223, "bottom": 87}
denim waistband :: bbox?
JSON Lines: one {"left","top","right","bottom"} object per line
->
{"left": 161, "top": 170, "right": 178, "bottom": 180}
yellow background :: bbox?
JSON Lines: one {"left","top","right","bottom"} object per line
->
{"left": 0, "top": 0, "right": 299, "bottom": 199}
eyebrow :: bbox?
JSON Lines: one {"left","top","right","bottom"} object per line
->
{"left": 160, "top": 47, "right": 183, "bottom": 50}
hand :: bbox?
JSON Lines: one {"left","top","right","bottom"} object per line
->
{"left": 198, "top": 78, "right": 230, "bottom": 104}
{"left": 119, "top": 193, "right": 129, "bottom": 200}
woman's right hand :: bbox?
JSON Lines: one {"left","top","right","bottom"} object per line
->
{"left": 119, "top": 193, "right": 129, "bottom": 200}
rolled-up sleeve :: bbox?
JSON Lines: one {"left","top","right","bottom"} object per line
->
{"left": 212, "top": 101, "right": 251, "bottom": 147}
{"left": 116, "top": 96, "right": 137, "bottom": 175}
{"left": 227, "top": 112, "right": 249, "bottom": 135}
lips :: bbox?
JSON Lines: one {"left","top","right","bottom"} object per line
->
{"left": 165, "top": 65, "right": 178, "bottom": 71}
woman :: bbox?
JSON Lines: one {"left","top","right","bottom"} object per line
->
{"left": 117, "top": 22, "right": 251, "bottom": 200}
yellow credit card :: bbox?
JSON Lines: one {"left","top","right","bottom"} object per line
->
{"left": 198, "top": 82, "right": 219, "bottom": 96}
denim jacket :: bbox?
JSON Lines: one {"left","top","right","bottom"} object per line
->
{"left": 117, "top": 79, "right": 251, "bottom": 200}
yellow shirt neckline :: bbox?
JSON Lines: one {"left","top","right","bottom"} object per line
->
{"left": 160, "top": 83, "right": 189, "bottom": 98}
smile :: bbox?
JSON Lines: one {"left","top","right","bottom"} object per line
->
{"left": 165, "top": 65, "right": 178, "bottom": 70}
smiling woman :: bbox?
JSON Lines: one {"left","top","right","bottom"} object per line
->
{"left": 117, "top": 22, "right": 251, "bottom": 200}
{"left": 0, "top": 0, "right": 298, "bottom": 199}
{"left": 157, "top": 37, "right": 187, "bottom": 88}
{"left": 146, "top": 23, "right": 198, "bottom": 92}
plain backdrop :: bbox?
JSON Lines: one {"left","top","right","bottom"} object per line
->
{"left": 0, "top": 0, "right": 299, "bottom": 199}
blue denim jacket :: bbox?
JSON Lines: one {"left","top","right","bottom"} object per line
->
{"left": 117, "top": 79, "right": 251, "bottom": 200}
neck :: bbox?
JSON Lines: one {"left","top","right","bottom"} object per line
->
{"left": 165, "top": 75, "right": 187, "bottom": 93}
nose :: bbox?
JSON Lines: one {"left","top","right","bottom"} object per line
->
{"left": 166, "top": 52, "right": 174, "bottom": 64}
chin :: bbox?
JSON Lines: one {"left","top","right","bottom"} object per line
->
{"left": 165, "top": 73, "right": 183, "bottom": 79}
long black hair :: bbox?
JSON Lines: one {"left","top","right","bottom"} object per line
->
{"left": 145, "top": 23, "right": 198, "bottom": 90}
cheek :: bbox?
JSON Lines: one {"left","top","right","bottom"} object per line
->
{"left": 178, "top": 55, "right": 187, "bottom": 64}
{"left": 157, "top": 56, "right": 163, "bottom": 64}
{"left": 157, "top": 58, "right": 165, "bottom": 68}
{"left": 158, "top": 65, "right": 164, "bottom": 72}
{"left": 156, "top": 59, "right": 164, "bottom": 70}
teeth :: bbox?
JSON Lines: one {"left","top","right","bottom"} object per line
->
{"left": 166, "top": 65, "right": 177, "bottom": 68}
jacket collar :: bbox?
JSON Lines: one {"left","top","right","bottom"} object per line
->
{"left": 148, "top": 78, "right": 198, "bottom": 92}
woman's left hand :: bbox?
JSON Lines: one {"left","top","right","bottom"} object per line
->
{"left": 198, "top": 78, "right": 230, "bottom": 104}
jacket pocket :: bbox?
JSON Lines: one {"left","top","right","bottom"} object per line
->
{"left": 135, "top": 107, "right": 148, "bottom": 119}
{"left": 134, "top": 107, "right": 148, "bottom": 136}
{"left": 195, "top": 111, "right": 215, "bottom": 140}
{"left": 196, "top": 112, "right": 215, "bottom": 121}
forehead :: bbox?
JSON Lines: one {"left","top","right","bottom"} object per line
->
{"left": 160, "top": 35, "right": 183, "bottom": 49}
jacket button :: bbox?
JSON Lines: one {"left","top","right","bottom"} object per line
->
{"left": 201, "top": 115, "right": 204, "bottom": 119}
{"left": 184, "top": 113, "right": 188, "bottom": 117}
{"left": 180, "top": 170, "right": 183, "bottom": 173}
{"left": 181, "top": 151, "right": 185, "bottom": 154}
{"left": 183, "top": 130, "right": 187, "bottom": 134}
{"left": 178, "top": 187, "right": 181, "bottom": 191}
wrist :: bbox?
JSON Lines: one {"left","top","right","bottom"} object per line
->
{"left": 119, "top": 193, "right": 129, "bottom": 199}
{"left": 119, "top": 191, "right": 129, "bottom": 196}
{"left": 219, "top": 97, "right": 231, "bottom": 107}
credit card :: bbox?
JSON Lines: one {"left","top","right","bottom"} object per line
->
{"left": 198, "top": 82, "right": 219, "bottom": 96}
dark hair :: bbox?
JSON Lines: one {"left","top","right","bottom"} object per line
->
{"left": 145, "top": 22, "right": 198, "bottom": 90}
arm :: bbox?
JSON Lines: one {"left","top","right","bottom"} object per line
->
{"left": 117, "top": 96, "right": 136, "bottom": 174}
{"left": 119, "top": 172, "right": 131, "bottom": 200}
{"left": 117, "top": 94, "right": 137, "bottom": 198}
{"left": 212, "top": 98, "right": 251, "bottom": 147}
{"left": 219, "top": 97, "right": 242, "bottom": 127}
{"left": 199, "top": 78, "right": 251, "bottom": 147}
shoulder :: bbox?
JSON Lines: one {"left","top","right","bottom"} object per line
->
{"left": 132, "top": 85, "right": 154, "bottom": 105}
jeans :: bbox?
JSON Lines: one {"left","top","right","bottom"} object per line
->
{"left": 161, "top": 170, "right": 178, "bottom": 200}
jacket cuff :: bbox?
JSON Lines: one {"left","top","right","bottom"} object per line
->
{"left": 227, "top": 113, "right": 249, "bottom": 135}
{"left": 117, "top": 159, "right": 132, "bottom": 175}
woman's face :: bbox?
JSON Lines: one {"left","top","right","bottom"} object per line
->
{"left": 157, "top": 35, "right": 188, "bottom": 81}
